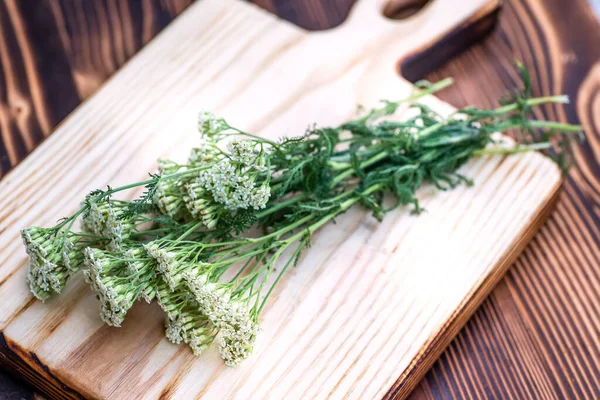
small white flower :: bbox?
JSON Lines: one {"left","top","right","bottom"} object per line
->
{"left": 227, "top": 138, "right": 256, "bottom": 166}
{"left": 218, "top": 314, "right": 259, "bottom": 367}
{"left": 157, "top": 159, "right": 180, "bottom": 175}
{"left": 83, "top": 246, "right": 153, "bottom": 327}
{"left": 81, "top": 202, "right": 133, "bottom": 247}
{"left": 21, "top": 227, "right": 75, "bottom": 301}
{"left": 144, "top": 242, "right": 183, "bottom": 290}
{"left": 152, "top": 160, "right": 190, "bottom": 219}
{"left": 183, "top": 273, "right": 260, "bottom": 365}
{"left": 165, "top": 317, "right": 185, "bottom": 344}
{"left": 198, "top": 110, "right": 227, "bottom": 137}
{"left": 249, "top": 183, "right": 271, "bottom": 210}
{"left": 189, "top": 142, "right": 216, "bottom": 165}
{"left": 141, "top": 286, "right": 156, "bottom": 303}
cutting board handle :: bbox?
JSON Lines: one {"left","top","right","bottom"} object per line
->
{"left": 331, "top": 0, "right": 501, "bottom": 84}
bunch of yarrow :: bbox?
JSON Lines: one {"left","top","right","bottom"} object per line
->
{"left": 20, "top": 66, "right": 582, "bottom": 366}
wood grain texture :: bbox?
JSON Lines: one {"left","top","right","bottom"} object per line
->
{"left": 0, "top": 0, "right": 194, "bottom": 177}
{"left": 0, "top": 0, "right": 597, "bottom": 399}
{"left": 408, "top": 1, "right": 600, "bottom": 398}
{"left": 0, "top": 0, "right": 566, "bottom": 398}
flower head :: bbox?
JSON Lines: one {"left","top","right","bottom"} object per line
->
{"left": 61, "top": 237, "right": 85, "bottom": 272}
{"left": 144, "top": 242, "right": 186, "bottom": 290}
{"left": 188, "top": 141, "right": 217, "bottom": 166}
{"left": 164, "top": 315, "right": 185, "bottom": 344}
{"left": 198, "top": 110, "right": 227, "bottom": 137}
{"left": 227, "top": 138, "right": 257, "bottom": 166}
{"left": 83, "top": 246, "right": 155, "bottom": 327}
{"left": 153, "top": 160, "right": 190, "bottom": 220}
{"left": 21, "top": 227, "right": 79, "bottom": 301}
{"left": 183, "top": 272, "right": 260, "bottom": 365}
{"left": 219, "top": 319, "right": 259, "bottom": 367}
{"left": 163, "top": 310, "right": 216, "bottom": 355}
{"left": 188, "top": 324, "right": 216, "bottom": 356}
{"left": 186, "top": 158, "right": 271, "bottom": 217}
{"left": 80, "top": 201, "right": 134, "bottom": 251}
{"left": 184, "top": 273, "right": 231, "bottom": 323}
{"left": 249, "top": 182, "right": 271, "bottom": 210}
{"left": 183, "top": 181, "right": 220, "bottom": 228}
{"left": 156, "top": 281, "right": 217, "bottom": 355}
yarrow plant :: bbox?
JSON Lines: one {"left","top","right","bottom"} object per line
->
{"left": 21, "top": 66, "right": 582, "bottom": 366}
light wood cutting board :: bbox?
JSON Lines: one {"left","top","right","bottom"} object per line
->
{"left": 0, "top": 0, "right": 563, "bottom": 398}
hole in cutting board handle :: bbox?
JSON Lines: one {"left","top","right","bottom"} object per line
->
{"left": 397, "top": 1, "right": 501, "bottom": 82}
{"left": 383, "top": 0, "right": 432, "bottom": 20}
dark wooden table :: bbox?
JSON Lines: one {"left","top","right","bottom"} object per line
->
{"left": 1, "top": 0, "right": 599, "bottom": 398}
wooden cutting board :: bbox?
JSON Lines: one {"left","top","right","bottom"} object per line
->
{"left": 0, "top": 0, "right": 563, "bottom": 398}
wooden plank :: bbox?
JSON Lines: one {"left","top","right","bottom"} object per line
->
{"left": 0, "top": 0, "right": 570, "bottom": 398}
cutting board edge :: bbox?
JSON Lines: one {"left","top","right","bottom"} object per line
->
{"left": 0, "top": 331, "right": 87, "bottom": 400}
{"left": 383, "top": 174, "right": 563, "bottom": 400}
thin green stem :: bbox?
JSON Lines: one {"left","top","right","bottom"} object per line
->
{"left": 255, "top": 182, "right": 386, "bottom": 313}
{"left": 256, "top": 193, "right": 308, "bottom": 219}
{"left": 510, "top": 120, "right": 582, "bottom": 132}
{"left": 494, "top": 95, "right": 569, "bottom": 114}
{"left": 229, "top": 127, "right": 280, "bottom": 148}
{"left": 257, "top": 239, "right": 305, "bottom": 314}
{"left": 403, "top": 78, "right": 454, "bottom": 103}
{"left": 177, "top": 221, "right": 203, "bottom": 242}
{"left": 330, "top": 151, "right": 389, "bottom": 186}
{"left": 474, "top": 142, "right": 554, "bottom": 156}
{"left": 54, "top": 166, "right": 209, "bottom": 231}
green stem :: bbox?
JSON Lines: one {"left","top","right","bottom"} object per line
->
{"left": 416, "top": 97, "right": 575, "bottom": 143}
{"left": 505, "top": 119, "right": 582, "bottom": 132}
{"left": 474, "top": 142, "right": 554, "bottom": 156}
{"left": 494, "top": 95, "right": 569, "bottom": 114}
{"left": 330, "top": 151, "right": 390, "bottom": 186}
{"left": 256, "top": 193, "right": 308, "bottom": 219}
{"left": 177, "top": 221, "right": 203, "bottom": 241}
{"left": 257, "top": 239, "right": 305, "bottom": 314}
{"left": 352, "top": 78, "right": 454, "bottom": 123}
{"left": 404, "top": 78, "right": 454, "bottom": 102}
{"left": 55, "top": 166, "right": 208, "bottom": 231}
{"left": 255, "top": 182, "right": 386, "bottom": 314}
{"left": 229, "top": 127, "right": 280, "bottom": 148}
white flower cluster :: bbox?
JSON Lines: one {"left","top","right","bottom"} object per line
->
{"left": 82, "top": 247, "right": 153, "bottom": 327}
{"left": 158, "top": 291, "right": 217, "bottom": 355}
{"left": 124, "top": 247, "right": 156, "bottom": 303}
{"left": 184, "top": 272, "right": 259, "bottom": 366}
{"left": 151, "top": 118, "right": 272, "bottom": 229}
{"left": 21, "top": 227, "right": 80, "bottom": 301}
{"left": 144, "top": 242, "right": 186, "bottom": 290}
{"left": 152, "top": 142, "right": 222, "bottom": 221}
{"left": 61, "top": 238, "right": 84, "bottom": 272}
{"left": 193, "top": 159, "right": 271, "bottom": 212}
{"left": 188, "top": 140, "right": 217, "bottom": 166}
{"left": 183, "top": 180, "right": 219, "bottom": 229}
{"left": 227, "top": 138, "right": 256, "bottom": 166}
{"left": 187, "top": 323, "right": 217, "bottom": 356}
{"left": 219, "top": 319, "right": 260, "bottom": 367}
{"left": 164, "top": 312, "right": 216, "bottom": 355}
{"left": 153, "top": 159, "right": 188, "bottom": 219}
{"left": 80, "top": 202, "right": 132, "bottom": 252}
{"left": 198, "top": 110, "right": 227, "bottom": 137}
{"left": 181, "top": 148, "right": 271, "bottom": 228}
{"left": 164, "top": 315, "right": 185, "bottom": 344}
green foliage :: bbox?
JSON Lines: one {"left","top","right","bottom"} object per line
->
{"left": 119, "top": 173, "right": 160, "bottom": 220}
